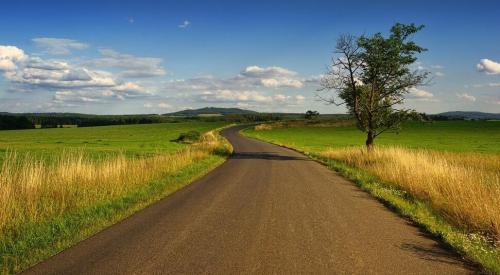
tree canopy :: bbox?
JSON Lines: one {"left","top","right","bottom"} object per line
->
{"left": 320, "top": 23, "right": 429, "bottom": 148}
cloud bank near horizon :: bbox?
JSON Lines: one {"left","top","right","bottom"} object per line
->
{"left": 0, "top": 38, "right": 498, "bottom": 114}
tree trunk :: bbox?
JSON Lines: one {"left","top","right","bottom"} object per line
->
{"left": 366, "top": 131, "right": 375, "bottom": 151}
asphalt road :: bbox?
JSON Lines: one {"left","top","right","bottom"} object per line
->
{"left": 25, "top": 125, "right": 474, "bottom": 274}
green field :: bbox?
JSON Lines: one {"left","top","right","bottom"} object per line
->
{"left": 0, "top": 121, "right": 231, "bottom": 274}
{"left": 243, "top": 120, "right": 500, "bottom": 273}
{"left": 244, "top": 121, "right": 500, "bottom": 154}
{"left": 0, "top": 121, "right": 228, "bottom": 162}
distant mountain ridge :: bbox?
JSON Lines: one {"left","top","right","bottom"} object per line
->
{"left": 435, "top": 111, "right": 500, "bottom": 120}
{"left": 166, "top": 107, "right": 258, "bottom": 116}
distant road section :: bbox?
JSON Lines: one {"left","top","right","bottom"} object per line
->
{"left": 25, "top": 125, "right": 473, "bottom": 274}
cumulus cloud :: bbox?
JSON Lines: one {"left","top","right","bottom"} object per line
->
{"left": 193, "top": 89, "right": 305, "bottom": 106}
{"left": 164, "top": 65, "right": 305, "bottom": 92}
{"left": 273, "top": 94, "right": 305, "bottom": 105}
{"left": 198, "top": 90, "right": 272, "bottom": 103}
{"left": 472, "top": 82, "right": 500, "bottom": 88}
{"left": 408, "top": 88, "right": 434, "bottom": 100}
{"left": 86, "top": 48, "right": 166, "bottom": 78}
{"left": 240, "top": 65, "right": 303, "bottom": 88}
{"left": 144, "top": 102, "right": 171, "bottom": 109}
{"left": 0, "top": 46, "right": 27, "bottom": 71}
{"left": 241, "top": 65, "right": 296, "bottom": 78}
{"left": 0, "top": 44, "right": 152, "bottom": 105}
{"left": 33, "top": 38, "right": 89, "bottom": 55}
{"left": 53, "top": 91, "right": 104, "bottom": 103}
{"left": 6, "top": 59, "right": 116, "bottom": 89}
{"left": 178, "top": 20, "right": 190, "bottom": 28}
{"left": 158, "top": 102, "right": 171, "bottom": 109}
{"left": 160, "top": 65, "right": 308, "bottom": 108}
{"left": 477, "top": 59, "right": 500, "bottom": 75}
{"left": 260, "top": 78, "right": 303, "bottom": 88}
{"left": 456, "top": 93, "right": 476, "bottom": 102}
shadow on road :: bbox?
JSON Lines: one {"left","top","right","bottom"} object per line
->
{"left": 231, "top": 151, "right": 310, "bottom": 161}
{"left": 399, "top": 241, "right": 479, "bottom": 272}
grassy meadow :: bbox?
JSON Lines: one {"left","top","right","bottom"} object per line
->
{"left": 0, "top": 121, "right": 228, "bottom": 162}
{"left": 244, "top": 120, "right": 500, "bottom": 273}
{"left": 248, "top": 120, "right": 500, "bottom": 153}
{"left": 0, "top": 121, "right": 231, "bottom": 274}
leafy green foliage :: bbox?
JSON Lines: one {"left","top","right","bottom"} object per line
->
{"left": 173, "top": 131, "right": 201, "bottom": 144}
{"left": 304, "top": 110, "right": 320, "bottom": 120}
{"left": 320, "top": 23, "right": 429, "bottom": 147}
{"left": 0, "top": 115, "right": 34, "bottom": 130}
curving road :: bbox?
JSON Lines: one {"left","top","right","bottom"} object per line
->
{"left": 25, "top": 125, "right": 474, "bottom": 274}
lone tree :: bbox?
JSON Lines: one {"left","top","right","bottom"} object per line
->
{"left": 319, "top": 23, "right": 429, "bottom": 149}
{"left": 305, "top": 110, "right": 320, "bottom": 120}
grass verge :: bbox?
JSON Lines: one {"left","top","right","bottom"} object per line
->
{"left": 242, "top": 129, "right": 500, "bottom": 274}
{"left": 0, "top": 129, "right": 232, "bottom": 274}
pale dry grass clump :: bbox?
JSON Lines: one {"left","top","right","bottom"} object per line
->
{"left": 322, "top": 147, "right": 500, "bottom": 240}
{"left": 255, "top": 120, "right": 354, "bottom": 131}
{"left": 0, "top": 131, "right": 230, "bottom": 235}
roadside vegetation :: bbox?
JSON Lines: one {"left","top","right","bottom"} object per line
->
{"left": 0, "top": 122, "right": 231, "bottom": 274}
{"left": 243, "top": 120, "right": 500, "bottom": 273}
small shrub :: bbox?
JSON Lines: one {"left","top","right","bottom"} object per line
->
{"left": 173, "top": 131, "right": 201, "bottom": 143}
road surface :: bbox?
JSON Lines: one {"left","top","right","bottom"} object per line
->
{"left": 25, "top": 125, "right": 474, "bottom": 274}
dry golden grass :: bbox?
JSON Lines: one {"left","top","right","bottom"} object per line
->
{"left": 255, "top": 120, "right": 354, "bottom": 131}
{"left": 0, "top": 130, "right": 230, "bottom": 235}
{"left": 321, "top": 146, "right": 500, "bottom": 241}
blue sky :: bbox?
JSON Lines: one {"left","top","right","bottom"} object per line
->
{"left": 0, "top": 0, "right": 499, "bottom": 114}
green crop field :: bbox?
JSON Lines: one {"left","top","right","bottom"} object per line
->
{"left": 0, "top": 121, "right": 231, "bottom": 273}
{"left": 243, "top": 120, "right": 500, "bottom": 154}
{"left": 243, "top": 120, "right": 500, "bottom": 273}
{"left": 0, "top": 121, "right": 229, "bottom": 162}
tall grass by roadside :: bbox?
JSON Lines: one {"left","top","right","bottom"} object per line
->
{"left": 242, "top": 123, "right": 500, "bottom": 273}
{"left": 322, "top": 147, "right": 500, "bottom": 241}
{"left": 0, "top": 130, "right": 231, "bottom": 274}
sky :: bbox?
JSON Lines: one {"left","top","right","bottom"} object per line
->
{"left": 0, "top": 0, "right": 499, "bottom": 114}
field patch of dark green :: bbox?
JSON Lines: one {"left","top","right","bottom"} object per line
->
{"left": 0, "top": 121, "right": 228, "bottom": 162}
{"left": 244, "top": 121, "right": 500, "bottom": 154}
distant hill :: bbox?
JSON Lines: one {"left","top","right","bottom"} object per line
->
{"left": 167, "top": 107, "right": 258, "bottom": 116}
{"left": 435, "top": 111, "right": 500, "bottom": 120}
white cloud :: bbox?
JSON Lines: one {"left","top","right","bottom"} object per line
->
{"left": 198, "top": 90, "right": 272, "bottom": 103}
{"left": 178, "top": 20, "right": 190, "bottom": 28}
{"left": 86, "top": 48, "right": 166, "bottom": 78}
{"left": 0, "top": 45, "right": 27, "bottom": 71}
{"left": 472, "top": 82, "right": 500, "bottom": 88}
{"left": 456, "top": 93, "right": 476, "bottom": 102}
{"left": 477, "top": 59, "right": 500, "bottom": 75}
{"left": 273, "top": 94, "right": 305, "bottom": 105}
{"left": 1, "top": 44, "right": 154, "bottom": 105}
{"left": 241, "top": 65, "right": 297, "bottom": 78}
{"left": 435, "top": 71, "right": 444, "bottom": 77}
{"left": 32, "top": 38, "right": 88, "bottom": 55}
{"left": 408, "top": 88, "right": 434, "bottom": 99}
{"left": 164, "top": 65, "right": 305, "bottom": 91}
{"left": 6, "top": 59, "right": 116, "bottom": 89}
{"left": 193, "top": 89, "right": 305, "bottom": 106}
{"left": 158, "top": 102, "right": 171, "bottom": 109}
{"left": 240, "top": 65, "right": 303, "bottom": 88}
{"left": 54, "top": 90, "right": 107, "bottom": 103}
{"left": 260, "top": 78, "right": 303, "bottom": 88}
